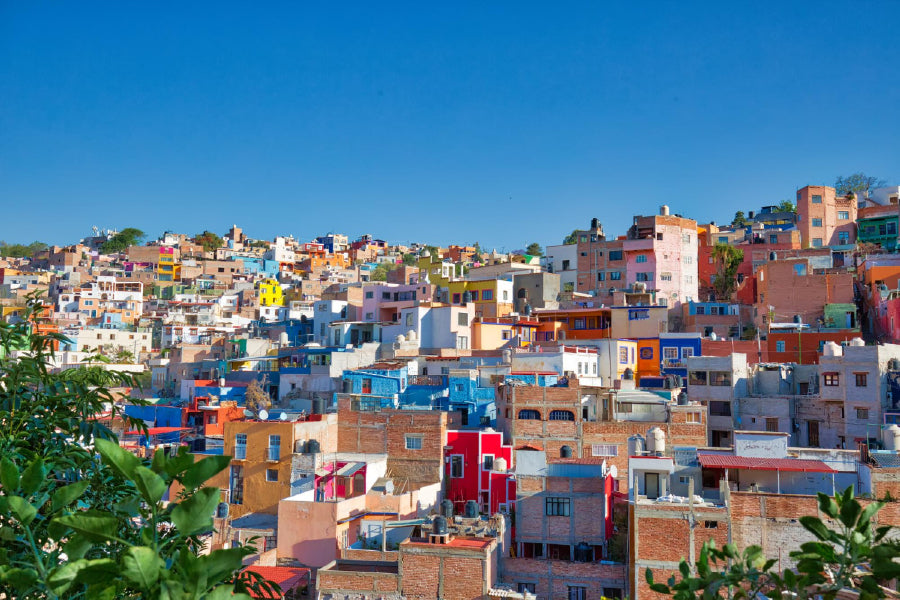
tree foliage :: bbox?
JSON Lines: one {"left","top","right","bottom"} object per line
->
{"left": 563, "top": 230, "right": 578, "bottom": 245}
{"left": 194, "top": 231, "right": 224, "bottom": 253}
{"left": 525, "top": 242, "right": 543, "bottom": 257}
{"left": 711, "top": 243, "right": 744, "bottom": 300}
{"left": 0, "top": 241, "right": 48, "bottom": 258}
{"left": 0, "top": 294, "right": 277, "bottom": 599}
{"left": 835, "top": 173, "right": 887, "bottom": 197}
{"left": 777, "top": 200, "right": 797, "bottom": 214}
{"left": 647, "top": 487, "right": 900, "bottom": 600}
{"left": 99, "top": 228, "right": 145, "bottom": 254}
{"left": 370, "top": 262, "right": 400, "bottom": 282}
{"left": 731, "top": 211, "right": 747, "bottom": 228}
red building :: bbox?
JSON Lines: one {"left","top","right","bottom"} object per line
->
{"left": 444, "top": 429, "right": 515, "bottom": 516}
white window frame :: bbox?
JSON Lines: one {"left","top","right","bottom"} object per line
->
{"left": 405, "top": 435, "right": 423, "bottom": 450}
{"left": 592, "top": 444, "right": 618, "bottom": 457}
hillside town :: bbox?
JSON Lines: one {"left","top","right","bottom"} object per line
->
{"left": 8, "top": 182, "right": 900, "bottom": 599}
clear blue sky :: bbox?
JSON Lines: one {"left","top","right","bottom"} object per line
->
{"left": 2, "top": 2, "right": 898, "bottom": 251}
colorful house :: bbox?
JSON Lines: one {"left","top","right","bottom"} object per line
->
{"left": 658, "top": 333, "right": 702, "bottom": 378}
{"left": 444, "top": 428, "right": 516, "bottom": 515}
{"left": 447, "top": 279, "right": 514, "bottom": 319}
{"left": 157, "top": 246, "right": 180, "bottom": 282}
{"left": 256, "top": 278, "right": 284, "bottom": 307}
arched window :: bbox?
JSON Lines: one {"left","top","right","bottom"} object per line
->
{"left": 517, "top": 409, "right": 541, "bottom": 420}
{"left": 560, "top": 445, "right": 573, "bottom": 458}
{"left": 549, "top": 410, "right": 575, "bottom": 421}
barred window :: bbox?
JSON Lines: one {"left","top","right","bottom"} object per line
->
{"left": 549, "top": 410, "right": 574, "bottom": 421}
{"left": 545, "top": 497, "right": 571, "bottom": 516}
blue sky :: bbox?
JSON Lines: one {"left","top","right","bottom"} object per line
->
{"left": 2, "top": 2, "right": 898, "bottom": 251}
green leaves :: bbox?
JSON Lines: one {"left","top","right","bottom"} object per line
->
{"left": 94, "top": 437, "right": 140, "bottom": 479}
{"left": 181, "top": 454, "right": 232, "bottom": 490}
{"left": 122, "top": 546, "right": 165, "bottom": 588}
{"left": 0, "top": 457, "right": 19, "bottom": 490}
{"left": 54, "top": 511, "right": 120, "bottom": 542}
{"left": 51, "top": 480, "right": 90, "bottom": 511}
{"left": 172, "top": 487, "right": 220, "bottom": 536}
{"left": 133, "top": 466, "right": 168, "bottom": 505}
{"left": 8, "top": 496, "right": 37, "bottom": 526}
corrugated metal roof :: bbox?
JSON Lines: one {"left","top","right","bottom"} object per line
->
{"left": 698, "top": 453, "right": 835, "bottom": 473}
{"left": 870, "top": 452, "right": 900, "bottom": 469}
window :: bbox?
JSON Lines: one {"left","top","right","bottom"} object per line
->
{"left": 812, "top": 194, "right": 823, "bottom": 203}
{"left": 502, "top": 290, "right": 508, "bottom": 301}
{"left": 596, "top": 271, "right": 605, "bottom": 281}
{"left": 682, "top": 347, "right": 694, "bottom": 359}
{"left": 636, "top": 254, "right": 647, "bottom": 263}
{"left": 812, "top": 238, "right": 823, "bottom": 247}
{"left": 704, "top": 521, "right": 719, "bottom": 529}
{"left": 562, "top": 259, "right": 570, "bottom": 271}
{"left": 482, "top": 289, "right": 493, "bottom": 300}
{"left": 483, "top": 455, "right": 494, "bottom": 470}
{"left": 609, "top": 250, "right": 623, "bottom": 261}
{"left": 266, "top": 468, "right": 279, "bottom": 482}
{"left": 660, "top": 272, "right": 672, "bottom": 281}
{"left": 361, "top": 378, "right": 372, "bottom": 394}
{"left": 592, "top": 444, "right": 618, "bottom": 457}
{"left": 450, "top": 455, "right": 464, "bottom": 478}
{"left": 365, "top": 291, "right": 374, "bottom": 299}
{"left": 545, "top": 497, "right": 571, "bottom": 516}
{"left": 776, "top": 340, "right": 785, "bottom": 352}
{"left": 823, "top": 372, "right": 840, "bottom": 386}
{"left": 837, "top": 231, "right": 849, "bottom": 244}
{"left": 234, "top": 434, "right": 247, "bottom": 460}
{"left": 406, "top": 313, "right": 414, "bottom": 326}
{"left": 628, "top": 308, "right": 649, "bottom": 320}
{"left": 268, "top": 435, "right": 281, "bottom": 461}
{"left": 889, "top": 222, "right": 898, "bottom": 235}
{"left": 684, "top": 255, "right": 693, "bottom": 264}
{"left": 502, "top": 330, "right": 512, "bottom": 340}
{"left": 405, "top": 435, "right": 423, "bottom": 450}
{"left": 618, "top": 347, "right": 629, "bottom": 364}
{"left": 458, "top": 312, "right": 469, "bottom": 326}
{"left": 765, "top": 418, "right": 779, "bottom": 432}
{"left": 857, "top": 408, "right": 870, "bottom": 420}
{"left": 811, "top": 218, "right": 823, "bottom": 227}
{"left": 686, "top": 411, "right": 701, "bottom": 424}
{"left": 208, "top": 414, "right": 218, "bottom": 425}
{"left": 663, "top": 347, "right": 678, "bottom": 360}
{"left": 636, "top": 272, "right": 652, "bottom": 282}
{"left": 568, "top": 586, "right": 587, "bottom": 600}
{"left": 518, "top": 583, "right": 536, "bottom": 594}
{"left": 470, "top": 290, "right": 479, "bottom": 301}
{"left": 365, "top": 312, "right": 374, "bottom": 320}
{"left": 452, "top": 293, "right": 461, "bottom": 304}
{"left": 609, "top": 271, "right": 621, "bottom": 281}
{"left": 709, "top": 401, "right": 731, "bottom": 416}
{"left": 682, "top": 233, "right": 692, "bottom": 243}
{"left": 709, "top": 371, "right": 731, "bottom": 386}
{"left": 549, "top": 410, "right": 575, "bottom": 421}
{"left": 695, "top": 306, "right": 705, "bottom": 315}
{"left": 229, "top": 465, "right": 244, "bottom": 505}
{"left": 837, "top": 211, "right": 849, "bottom": 220}
{"left": 855, "top": 373, "right": 868, "bottom": 387}
{"left": 518, "top": 409, "right": 541, "bottom": 420}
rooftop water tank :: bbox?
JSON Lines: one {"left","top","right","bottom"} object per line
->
{"left": 850, "top": 338, "right": 865, "bottom": 347}
{"left": 494, "top": 457, "right": 508, "bottom": 473}
{"left": 306, "top": 439, "right": 321, "bottom": 454}
{"left": 660, "top": 205, "right": 670, "bottom": 216}
{"left": 647, "top": 426, "right": 666, "bottom": 455}
{"left": 627, "top": 434, "right": 645, "bottom": 457}
{"left": 433, "top": 515, "right": 449, "bottom": 535}
{"left": 440, "top": 499, "right": 454, "bottom": 518}
{"left": 890, "top": 358, "right": 900, "bottom": 371}
{"left": 884, "top": 425, "right": 900, "bottom": 451}
{"left": 464, "top": 500, "right": 479, "bottom": 518}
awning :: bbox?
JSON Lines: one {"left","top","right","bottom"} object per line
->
{"left": 335, "top": 462, "right": 366, "bottom": 477}
{"left": 698, "top": 453, "right": 835, "bottom": 473}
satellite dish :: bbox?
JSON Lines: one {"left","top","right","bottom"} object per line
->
{"left": 279, "top": 412, "right": 288, "bottom": 421}
{"left": 601, "top": 459, "right": 607, "bottom": 475}
{"left": 243, "top": 409, "right": 255, "bottom": 418}
{"left": 258, "top": 409, "right": 269, "bottom": 421}
{"left": 609, "top": 465, "right": 618, "bottom": 479}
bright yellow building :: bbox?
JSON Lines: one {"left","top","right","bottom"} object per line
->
{"left": 447, "top": 279, "right": 514, "bottom": 319}
{"left": 256, "top": 278, "right": 284, "bottom": 307}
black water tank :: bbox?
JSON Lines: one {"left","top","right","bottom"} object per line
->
{"left": 433, "top": 515, "right": 449, "bottom": 535}
{"left": 574, "top": 541, "right": 592, "bottom": 562}
{"left": 524, "top": 303, "right": 532, "bottom": 317}
{"left": 591, "top": 217, "right": 599, "bottom": 230}
{"left": 560, "top": 445, "right": 573, "bottom": 458}
{"left": 623, "top": 368, "right": 634, "bottom": 380}
{"left": 306, "top": 439, "right": 321, "bottom": 454}
{"left": 463, "top": 290, "right": 473, "bottom": 304}
{"left": 441, "top": 499, "right": 454, "bottom": 518}
{"left": 342, "top": 379, "right": 352, "bottom": 393}
{"left": 464, "top": 500, "right": 479, "bottom": 518}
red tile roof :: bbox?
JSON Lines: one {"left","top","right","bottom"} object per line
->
{"left": 243, "top": 566, "right": 310, "bottom": 598}
{"left": 697, "top": 453, "right": 835, "bottom": 473}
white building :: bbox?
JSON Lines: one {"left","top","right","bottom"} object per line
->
{"left": 543, "top": 243, "right": 579, "bottom": 292}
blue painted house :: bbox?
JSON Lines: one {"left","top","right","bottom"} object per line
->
{"left": 658, "top": 333, "right": 702, "bottom": 378}
{"left": 340, "top": 363, "right": 408, "bottom": 409}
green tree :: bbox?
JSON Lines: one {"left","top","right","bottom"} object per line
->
{"left": 0, "top": 241, "right": 49, "bottom": 258}
{"left": 0, "top": 295, "right": 277, "bottom": 599}
{"left": 711, "top": 243, "right": 744, "bottom": 300}
{"left": 732, "top": 211, "right": 748, "bottom": 227}
{"left": 401, "top": 253, "right": 418, "bottom": 266}
{"left": 563, "top": 230, "right": 578, "bottom": 245}
{"left": 369, "top": 262, "right": 400, "bottom": 282}
{"left": 194, "top": 231, "right": 224, "bottom": 253}
{"left": 777, "top": 200, "right": 797, "bottom": 214}
{"left": 525, "top": 242, "right": 543, "bottom": 257}
{"left": 835, "top": 173, "right": 887, "bottom": 197}
{"left": 99, "top": 228, "right": 145, "bottom": 254}
{"left": 647, "top": 488, "right": 900, "bottom": 600}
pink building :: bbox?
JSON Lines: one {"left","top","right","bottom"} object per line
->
{"left": 360, "top": 282, "right": 434, "bottom": 323}
{"left": 797, "top": 185, "right": 857, "bottom": 248}
{"left": 444, "top": 429, "right": 516, "bottom": 516}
